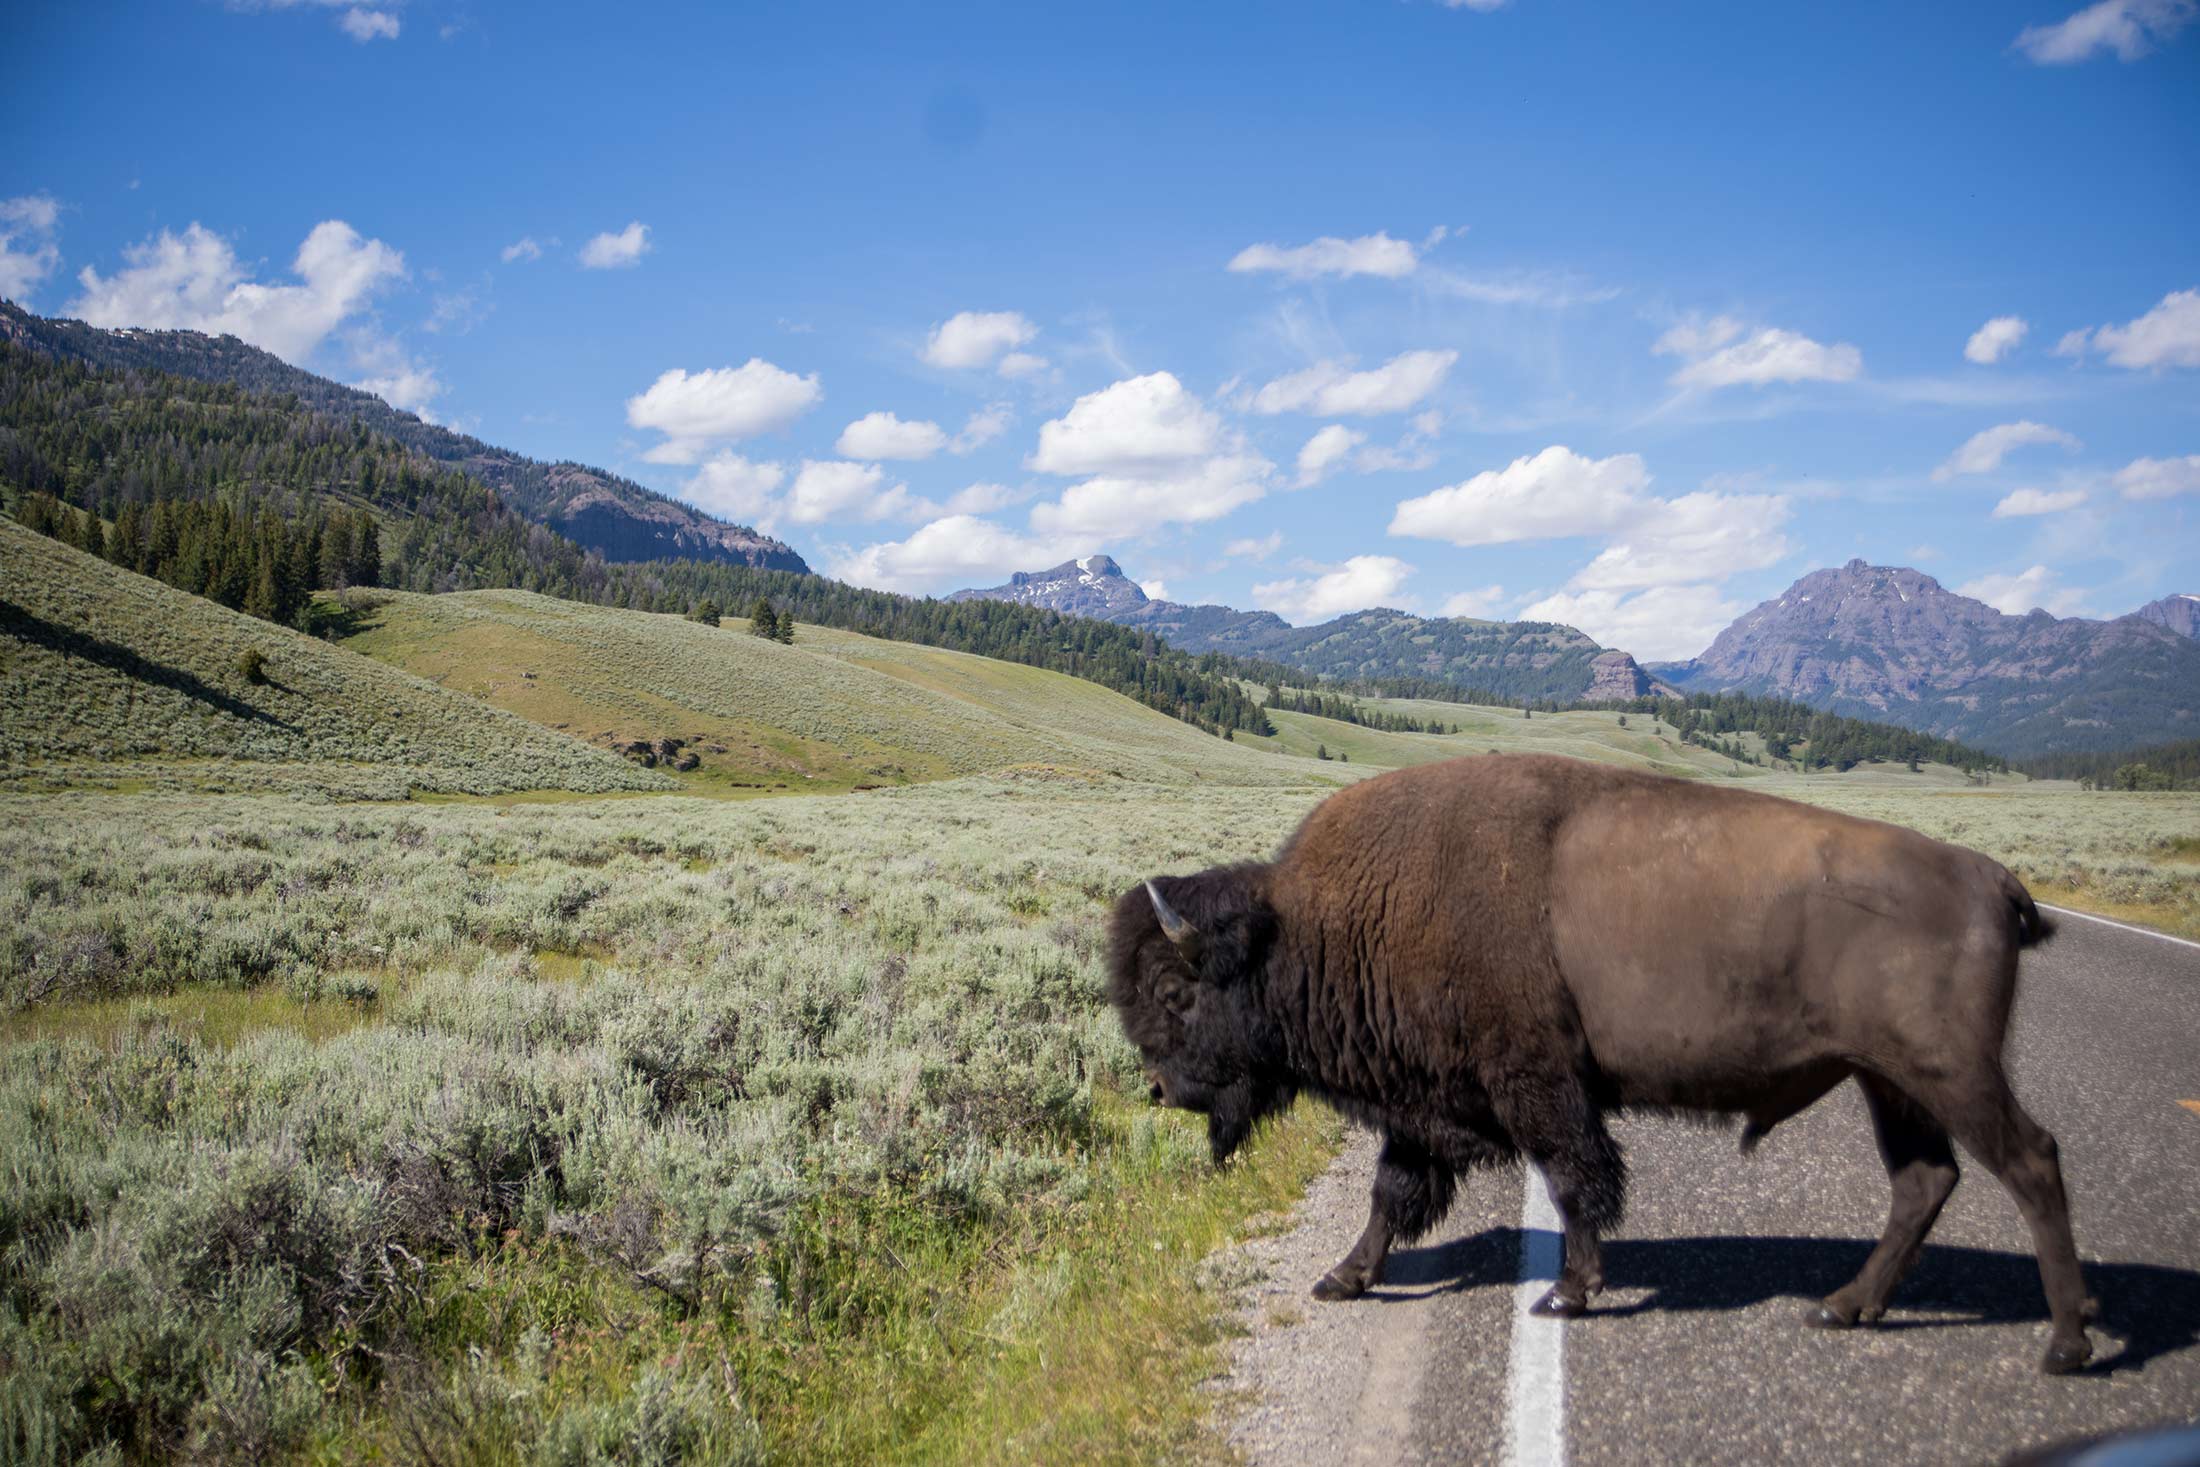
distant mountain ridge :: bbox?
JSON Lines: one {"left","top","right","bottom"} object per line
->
{"left": 2135, "top": 593, "right": 2200, "bottom": 640}
{"left": 951, "top": 555, "right": 1662, "bottom": 703}
{"left": 0, "top": 302, "right": 809, "bottom": 574}
{"left": 1653, "top": 559, "right": 2200, "bottom": 755}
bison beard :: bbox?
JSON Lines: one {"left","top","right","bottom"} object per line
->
{"left": 1107, "top": 754, "right": 2095, "bottom": 1375}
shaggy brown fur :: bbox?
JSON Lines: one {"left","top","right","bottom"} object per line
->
{"left": 1108, "top": 754, "right": 2093, "bottom": 1374}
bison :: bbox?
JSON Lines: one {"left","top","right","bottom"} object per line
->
{"left": 1108, "top": 754, "right": 2094, "bottom": 1373}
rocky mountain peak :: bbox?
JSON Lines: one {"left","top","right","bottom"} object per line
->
{"left": 2134, "top": 593, "right": 2200, "bottom": 639}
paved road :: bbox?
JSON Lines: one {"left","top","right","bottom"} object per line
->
{"left": 1221, "top": 910, "right": 2200, "bottom": 1466}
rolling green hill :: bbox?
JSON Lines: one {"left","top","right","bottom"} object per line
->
{"left": 338, "top": 587, "right": 1340, "bottom": 793}
{"left": 0, "top": 519, "right": 672, "bottom": 798}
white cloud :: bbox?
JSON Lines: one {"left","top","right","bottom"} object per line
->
{"left": 1227, "top": 231, "right": 1424, "bottom": 281}
{"left": 1565, "top": 492, "right": 1792, "bottom": 590}
{"left": 681, "top": 453, "right": 786, "bottom": 523}
{"left": 950, "top": 402, "right": 1013, "bottom": 453}
{"left": 1661, "top": 324, "right": 1863, "bottom": 389}
{"left": 1224, "top": 530, "right": 1285, "bottom": 562}
{"left": 626, "top": 359, "right": 822, "bottom": 463}
{"left": 2014, "top": 0, "right": 2194, "bottom": 62}
{"left": 1442, "top": 0, "right": 1508, "bottom": 9}
{"left": 1296, "top": 424, "right": 1366, "bottom": 486}
{"left": 2114, "top": 454, "right": 2200, "bottom": 500}
{"left": 1248, "top": 349, "right": 1457, "bottom": 416}
{"left": 1957, "top": 565, "right": 2088, "bottom": 617}
{"left": 1440, "top": 584, "right": 1508, "bottom": 618}
{"left": 1253, "top": 555, "right": 1416, "bottom": 624}
{"left": 347, "top": 328, "right": 441, "bottom": 418}
{"left": 1389, "top": 445, "right": 1651, "bottom": 546}
{"left": 1355, "top": 410, "right": 1443, "bottom": 473}
{"left": 922, "top": 310, "right": 1038, "bottom": 370}
{"left": 944, "top": 482, "right": 1027, "bottom": 514}
{"left": 1141, "top": 580, "right": 1171, "bottom": 601}
{"left": 827, "top": 515, "right": 1079, "bottom": 594}
{"left": 500, "top": 237, "right": 543, "bottom": 264}
{"left": 0, "top": 193, "right": 63, "bottom": 303}
{"left": 1652, "top": 314, "right": 1744, "bottom": 358}
{"left": 69, "top": 218, "right": 405, "bottom": 362}
{"left": 1965, "top": 315, "right": 2029, "bottom": 364}
{"left": 1025, "top": 371, "right": 1273, "bottom": 537}
{"left": 1993, "top": 487, "right": 2089, "bottom": 517}
{"left": 835, "top": 411, "right": 948, "bottom": 461}
{"left": 578, "top": 221, "right": 650, "bottom": 270}
{"left": 338, "top": 7, "right": 398, "bottom": 40}
{"left": 2058, "top": 288, "right": 2200, "bottom": 369}
{"left": 996, "top": 350, "right": 1049, "bottom": 379}
{"left": 786, "top": 459, "right": 933, "bottom": 525}
{"left": 1930, "top": 420, "right": 2081, "bottom": 481}
{"left": 1518, "top": 585, "right": 1744, "bottom": 662}
{"left": 1029, "top": 371, "right": 1225, "bottom": 475}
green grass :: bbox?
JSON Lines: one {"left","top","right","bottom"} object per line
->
{"left": 341, "top": 588, "right": 1342, "bottom": 795}
{"left": 0, "top": 520, "right": 670, "bottom": 799}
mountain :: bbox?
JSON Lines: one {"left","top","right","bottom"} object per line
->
{"left": 2135, "top": 593, "right": 2200, "bottom": 639}
{"left": 1652, "top": 559, "right": 2200, "bottom": 755}
{"left": 0, "top": 301, "right": 809, "bottom": 574}
{"left": 951, "top": 555, "right": 1662, "bottom": 703}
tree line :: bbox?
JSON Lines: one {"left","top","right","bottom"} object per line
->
{"left": 2016, "top": 738, "right": 2200, "bottom": 790}
{"left": 0, "top": 343, "right": 1272, "bottom": 737}
{"left": 1592, "top": 691, "right": 2009, "bottom": 774}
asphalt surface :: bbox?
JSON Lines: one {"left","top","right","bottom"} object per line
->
{"left": 1219, "top": 911, "right": 2200, "bottom": 1466}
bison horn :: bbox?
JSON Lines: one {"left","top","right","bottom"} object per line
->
{"left": 1145, "top": 879, "right": 1204, "bottom": 964}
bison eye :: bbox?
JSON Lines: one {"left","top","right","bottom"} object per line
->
{"left": 1157, "top": 977, "right": 1194, "bottom": 1014}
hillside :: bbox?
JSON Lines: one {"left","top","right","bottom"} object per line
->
{"left": 0, "top": 519, "right": 671, "bottom": 798}
{"left": 1653, "top": 559, "right": 2200, "bottom": 756}
{"left": 340, "top": 589, "right": 1339, "bottom": 792}
{"left": 952, "top": 555, "right": 1661, "bottom": 702}
{"left": 0, "top": 301, "right": 809, "bottom": 573}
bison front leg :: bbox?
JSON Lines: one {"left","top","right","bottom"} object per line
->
{"left": 1313, "top": 1133, "right": 1457, "bottom": 1301}
{"left": 1499, "top": 1083, "right": 1627, "bottom": 1319}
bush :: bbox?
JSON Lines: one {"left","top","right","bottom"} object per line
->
{"left": 234, "top": 648, "right": 268, "bottom": 685}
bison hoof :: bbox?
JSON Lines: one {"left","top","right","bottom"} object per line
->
{"left": 1529, "top": 1287, "right": 1588, "bottom": 1318}
{"left": 2041, "top": 1337, "right": 2093, "bottom": 1376}
{"left": 1312, "top": 1270, "right": 1369, "bottom": 1302}
{"left": 1803, "top": 1302, "right": 1859, "bottom": 1330}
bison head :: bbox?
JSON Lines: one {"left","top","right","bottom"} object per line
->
{"left": 1106, "top": 865, "right": 1292, "bottom": 1165}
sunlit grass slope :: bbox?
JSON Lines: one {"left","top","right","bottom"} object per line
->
{"left": 0, "top": 519, "right": 669, "bottom": 799}
{"left": 344, "top": 587, "right": 1337, "bottom": 793}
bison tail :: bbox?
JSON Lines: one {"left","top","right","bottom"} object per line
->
{"left": 2003, "top": 868, "right": 2058, "bottom": 949}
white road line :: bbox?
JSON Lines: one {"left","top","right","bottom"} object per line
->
{"left": 1505, "top": 1168, "right": 1566, "bottom": 1467}
{"left": 2039, "top": 903, "right": 2200, "bottom": 953}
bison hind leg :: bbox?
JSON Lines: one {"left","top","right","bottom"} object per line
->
{"left": 1313, "top": 1133, "right": 1457, "bottom": 1303}
{"left": 1497, "top": 1079, "right": 1627, "bottom": 1317}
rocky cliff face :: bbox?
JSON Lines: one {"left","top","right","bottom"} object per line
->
{"left": 2135, "top": 594, "right": 2200, "bottom": 640}
{"left": 1654, "top": 559, "right": 2200, "bottom": 755}
{"left": 952, "top": 555, "right": 1662, "bottom": 704}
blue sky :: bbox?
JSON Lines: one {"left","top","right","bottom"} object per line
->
{"left": 5, "top": 0, "right": 2196, "bottom": 659}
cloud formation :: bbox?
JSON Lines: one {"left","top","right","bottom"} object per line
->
{"left": 2013, "top": 0, "right": 2194, "bottom": 62}
{"left": 1248, "top": 349, "right": 1457, "bottom": 416}
{"left": 828, "top": 515, "right": 1079, "bottom": 594}
{"left": 1389, "top": 445, "right": 1651, "bottom": 546}
{"left": 1518, "top": 585, "right": 1745, "bottom": 663}
{"left": 2055, "top": 288, "right": 2200, "bottom": 369}
{"left": 786, "top": 459, "right": 931, "bottom": 524}
{"left": 626, "top": 359, "right": 822, "bottom": 463}
{"left": 0, "top": 194, "right": 62, "bottom": 303}
{"left": 2114, "top": 454, "right": 2200, "bottom": 500}
{"left": 1658, "top": 321, "right": 1862, "bottom": 389}
{"left": 1957, "top": 564, "right": 2087, "bottom": 616}
{"left": 1965, "top": 315, "right": 2028, "bottom": 364}
{"left": 1227, "top": 230, "right": 1428, "bottom": 281}
{"left": 579, "top": 221, "right": 650, "bottom": 269}
{"left": 1440, "top": 584, "right": 1508, "bottom": 618}
{"left": 70, "top": 218, "right": 406, "bottom": 362}
{"left": 681, "top": 453, "right": 786, "bottom": 522}
{"left": 338, "top": 8, "right": 398, "bottom": 41}
{"left": 1930, "top": 420, "right": 2080, "bottom": 481}
{"left": 1992, "top": 487, "right": 2089, "bottom": 517}
{"left": 835, "top": 411, "right": 948, "bottom": 461}
{"left": 1295, "top": 425, "right": 1366, "bottom": 487}
{"left": 500, "top": 237, "right": 543, "bottom": 264}
{"left": 922, "top": 310, "right": 1039, "bottom": 371}
{"left": 1253, "top": 555, "right": 1416, "bottom": 623}
{"left": 1026, "top": 371, "right": 1271, "bottom": 537}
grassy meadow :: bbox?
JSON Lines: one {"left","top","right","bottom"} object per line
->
{"left": 5, "top": 527, "right": 2196, "bottom": 1464}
